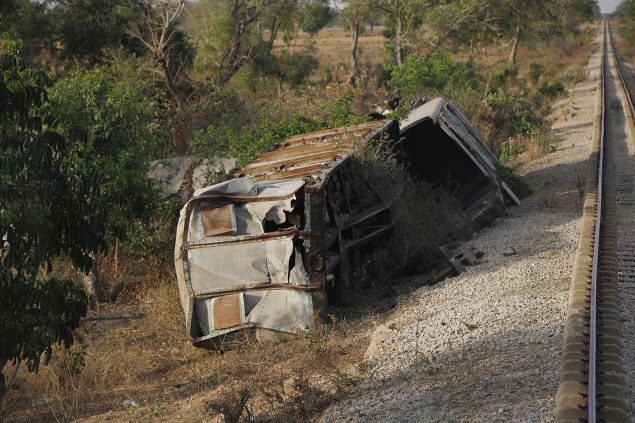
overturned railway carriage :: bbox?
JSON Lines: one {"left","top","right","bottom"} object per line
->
{"left": 174, "top": 120, "right": 401, "bottom": 348}
{"left": 399, "top": 98, "right": 519, "bottom": 225}
{"left": 174, "top": 97, "right": 517, "bottom": 349}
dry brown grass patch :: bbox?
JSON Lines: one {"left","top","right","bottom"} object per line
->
{"left": 3, "top": 280, "right": 382, "bottom": 422}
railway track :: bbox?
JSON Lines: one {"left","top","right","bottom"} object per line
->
{"left": 555, "top": 21, "right": 635, "bottom": 422}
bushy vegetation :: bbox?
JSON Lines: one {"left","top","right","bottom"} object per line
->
{"left": 0, "top": 34, "right": 153, "bottom": 415}
{"left": 484, "top": 92, "right": 542, "bottom": 138}
{"left": 614, "top": 1, "right": 635, "bottom": 44}
{"left": 386, "top": 53, "right": 479, "bottom": 100}
{"left": 189, "top": 90, "right": 369, "bottom": 171}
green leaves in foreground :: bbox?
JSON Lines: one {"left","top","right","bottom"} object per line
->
{"left": 0, "top": 32, "right": 153, "bottom": 400}
{"left": 0, "top": 270, "right": 87, "bottom": 373}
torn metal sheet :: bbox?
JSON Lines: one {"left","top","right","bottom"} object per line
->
{"left": 399, "top": 97, "right": 518, "bottom": 226}
{"left": 175, "top": 120, "right": 400, "bottom": 348}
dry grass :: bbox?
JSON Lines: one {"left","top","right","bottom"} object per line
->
{"left": 2, "top": 278, "right": 391, "bottom": 422}
{"left": 273, "top": 27, "right": 386, "bottom": 83}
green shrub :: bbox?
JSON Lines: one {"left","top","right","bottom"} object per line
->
{"left": 489, "top": 66, "right": 519, "bottom": 90}
{"left": 538, "top": 79, "right": 565, "bottom": 98}
{"left": 256, "top": 49, "right": 320, "bottom": 88}
{"left": 387, "top": 53, "right": 478, "bottom": 100}
{"left": 483, "top": 92, "right": 542, "bottom": 137}
{"left": 529, "top": 62, "right": 546, "bottom": 84}
{"left": 495, "top": 163, "right": 533, "bottom": 200}
{"left": 327, "top": 90, "right": 370, "bottom": 127}
{"left": 190, "top": 114, "right": 326, "bottom": 168}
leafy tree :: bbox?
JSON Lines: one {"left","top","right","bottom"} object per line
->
{"left": 260, "top": 0, "right": 301, "bottom": 47}
{"left": 614, "top": 0, "right": 635, "bottom": 41}
{"left": 546, "top": 0, "right": 598, "bottom": 31}
{"left": 187, "top": 0, "right": 319, "bottom": 89}
{"left": 493, "top": 0, "right": 548, "bottom": 63}
{"left": 425, "top": 0, "right": 498, "bottom": 56}
{"left": 0, "top": 32, "right": 157, "bottom": 418}
{"left": 300, "top": 0, "right": 334, "bottom": 35}
{"left": 276, "top": 50, "right": 319, "bottom": 86}
{"left": 1, "top": 0, "right": 145, "bottom": 68}
{"left": 273, "top": 0, "right": 333, "bottom": 52}
{"left": 0, "top": 38, "right": 90, "bottom": 418}
{"left": 376, "top": 0, "right": 427, "bottom": 67}
{"left": 187, "top": 0, "right": 268, "bottom": 87}
{"left": 622, "top": 0, "right": 635, "bottom": 40}
{"left": 493, "top": 0, "right": 598, "bottom": 62}
{"left": 49, "top": 0, "right": 145, "bottom": 66}
{"left": 254, "top": 48, "right": 319, "bottom": 97}
{"left": 387, "top": 52, "right": 478, "bottom": 100}
{"left": 377, "top": 0, "right": 495, "bottom": 65}
{"left": 0, "top": 0, "right": 54, "bottom": 66}
{"left": 46, "top": 61, "right": 160, "bottom": 298}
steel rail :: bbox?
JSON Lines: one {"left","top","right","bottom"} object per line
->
{"left": 587, "top": 20, "right": 608, "bottom": 423}
{"left": 609, "top": 26, "right": 635, "bottom": 123}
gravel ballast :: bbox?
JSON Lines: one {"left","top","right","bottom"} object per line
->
{"left": 317, "top": 30, "right": 603, "bottom": 423}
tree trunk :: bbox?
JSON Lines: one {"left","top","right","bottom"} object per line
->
{"left": 158, "top": 56, "right": 185, "bottom": 113}
{"left": 349, "top": 24, "right": 360, "bottom": 87}
{"left": 508, "top": 23, "right": 521, "bottom": 64}
{"left": 396, "top": 16, "right": 404, "bottom": 67}
{"left": 83, "top": 254, "right": 101, "bottom": 304}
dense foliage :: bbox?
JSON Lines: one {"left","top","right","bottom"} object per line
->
{"left": 614, "top": 0, "right": 635, "bottom": 42}
{"left": 189, "top": 90, "right": 369, "bottom": 169}
{"left": 0, "top": 38, "right": 91, "bottom": 411}
{"left": 387, "top": 53, "right": 479, "bottom": 100}
{"left": 0, "top": 31, "right": 156, "bottom": 419}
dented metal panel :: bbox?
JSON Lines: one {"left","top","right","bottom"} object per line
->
{"left": 238, "top": 120, "right": 400, "bottom": 185}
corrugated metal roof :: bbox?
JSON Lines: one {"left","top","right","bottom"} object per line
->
{"left": 235, "top": 120, "right": 396, "bottom": 182}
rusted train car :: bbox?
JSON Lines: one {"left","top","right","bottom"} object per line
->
{"left": 174, "top": 97, "right": 517, "bottom": 348}
{"left": 399, "top": 97, "right": 518, "bottom": 225}
{"left": 174, "top": 120, "right": 401, "bottom": 348}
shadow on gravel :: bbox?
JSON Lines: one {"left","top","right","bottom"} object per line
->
{"left": 341, "top": 322, "right": 563, "bottom": 422}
